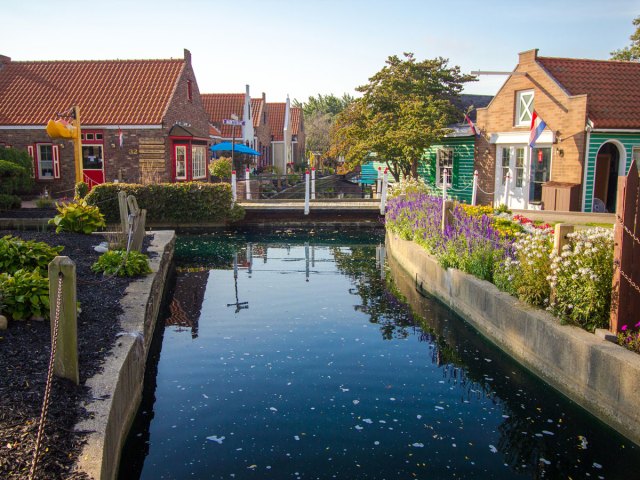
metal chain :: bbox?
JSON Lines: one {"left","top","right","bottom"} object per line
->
{"left": 616, "top": 215, "right": 640, "bottom": 247}
{"left": 476, "top": 185, "right": 496, "bottom": 195}
{"left": 29, "top": 273, "right": 64, "bottom": 480}
{"left": 620, "top": 268, "right": 640, "bottom": 296}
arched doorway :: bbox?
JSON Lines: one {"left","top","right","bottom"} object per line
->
{"left": 593, "top": 142, "right": 623, "bottom": 212}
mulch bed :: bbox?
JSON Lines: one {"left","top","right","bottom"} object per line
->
{"left": 0, "top": 225, "right": 147, "bottom": 479}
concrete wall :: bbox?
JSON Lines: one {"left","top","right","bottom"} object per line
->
{"left": 75, "top": 230, "right": 175, "bottom": 480}
{"left": 386, "top": 232, "right": 640, "bottom": 446}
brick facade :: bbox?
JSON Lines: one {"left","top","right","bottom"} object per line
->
{"left": 475, "top": 49, "right": 588, "bottom": 208}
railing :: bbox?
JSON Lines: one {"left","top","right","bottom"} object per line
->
{"left": 611, "top": 159, "right": 640, "bottom": 333}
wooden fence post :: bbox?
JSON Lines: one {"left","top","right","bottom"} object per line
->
{"left": 610, "top": 159, "right": 640, "bottom": 333}
{"left": 48, "top": 256, "right": 79, "bottom": 385}
{"left": 126, "top": 195, "right": 146, "bottom": 252}
{"left": 553, "top": 224, "right": 574, "bottom": 256}
{"left": 118, "top": 191, "right": 128, "bottom": 235}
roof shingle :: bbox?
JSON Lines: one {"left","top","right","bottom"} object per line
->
{"left": 538, "top": 56, "right": 640, "bottom": 129}
{"left": 201, "top": 93, "right": 245, "bottom": 138}
{"left": 268, "top": 103, "right": 301, "bottom": 141}
{"left": 0, "top": 58, "right": 185, "bottom": 125}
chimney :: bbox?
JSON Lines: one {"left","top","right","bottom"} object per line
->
{"left": 183, "top": 49, "right": 191, "bottom": 63}
{"left": 0, "top": 55, "right": 11, "bottom": 71}
{"left": 518, "top": 49, "right": 539, "bottom": 66}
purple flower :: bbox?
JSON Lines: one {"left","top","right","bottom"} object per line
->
{"left": 621, "top": 324, "right": 628, "bottom": 331}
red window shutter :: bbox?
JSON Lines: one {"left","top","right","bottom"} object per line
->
{"left": 27, "top": 146, "right": 36, "bottom": 178}
{"left": 53, "top": 145, "right": 60, "bottom": 179}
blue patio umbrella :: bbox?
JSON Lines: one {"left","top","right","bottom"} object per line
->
{"left": 210, "top": 142, "right": 260, "bottom": 156}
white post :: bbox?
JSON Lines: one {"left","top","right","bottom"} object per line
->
{"left": 471, "top": 170, "right": 478, "bottom": 206}
{"left": 311, "top": 167, "right": 316, "bottom": 200}
{"left": 379, "top": 168, "right": 389, "bottom": 215}
{"left": 376, "top": 166, "right": 383, "bottom": 198}
{"left": 231, "top": 170, "right": 237, "bottom": 204}
{"left": 304, "top": 170, "right": 310, "bottom": 215}
{"left": 245, "top": 167, "right": 251, "bottom": 200}
{"left": 503, "top": 172, "right": 510, "bottom": 207}
{"left": 442, "top": 169, "right": 448, "bottom": 201}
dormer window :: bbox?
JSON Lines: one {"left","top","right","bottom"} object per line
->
{"left": 515, "top": 90, "right": 534, "bottom": 127}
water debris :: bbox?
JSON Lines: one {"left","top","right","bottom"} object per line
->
{"left": 540, "top": 458, "right": 551, "bottom": 465}
{"left": 206, "top": 435, "right": 225, "bottom": 444}
{"left": 412, "top": 443, "right": 425, "bottom": 448}
{"left": 294, "top": 435, "right": 300, "bottom": 441}
{"left": 355, "top": 425, "right": 364, "bottom": 431}
{"left": 363, "top": 419, "right": 373, "bottom": 424}
{"left": 353, "top": 400, "right": 360, "bottom": 405}
{"left": 269, "top": 407, "right": 278, "bottom": 412}
{"left": 417, "top": 415, "right": 422, "bottom": 419}
{"left": 489, "top": 445, "right": 498, "bottom": 453}
{"left": 542, "top": 430, "right": 554, "bottom": 436}
{"left": 578, "top": 435, "right": 588, "bottom": 450}
{"left": 593, "top": 462, "right": 603, "bottom": 469}
{"left": 202, "top": 394, "right": 209, "bottom": 399}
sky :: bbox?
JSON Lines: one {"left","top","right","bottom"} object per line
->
{"left": 2, "top": 0, "right": 638, "bottom": 104}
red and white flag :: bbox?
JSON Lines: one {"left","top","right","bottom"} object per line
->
{"left": 118, "top": 127, "right": 124, "bottom": 147}
{"left": 464, "top": 114, "right": 479, "bottom": 136}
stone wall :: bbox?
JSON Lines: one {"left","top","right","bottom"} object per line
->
{"left": 387, "top": 232, "right": 640, "bottom": 446}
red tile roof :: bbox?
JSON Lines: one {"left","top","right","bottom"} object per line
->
{"left": 268, "top": 103, "right": 302, "bottom": 141}
{"left": 0, "top": 58, "right": 185, "bottom": 125}
{"left": 538, "top": 56, "right": 640, "bottom": 129}
{"left": 201, "top": 93, "right": 245, "bottom": 138}
{"left": 250, "top": 98, "right": 263, "bottom": 128}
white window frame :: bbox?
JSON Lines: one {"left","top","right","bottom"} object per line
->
{"left": 36, "top": 143, "right": 55, "bottom": 179}
{"left": 436, "top": 148, "right": 453, "bottom": 187}
{"left": 175, "top": 145, "right": 187, "bottom": 180}
{"left": 192, "top": 145, "right": 206, "bottom": 179}
{"left": 515, "top": 90, "right": 534, "bottom": 127}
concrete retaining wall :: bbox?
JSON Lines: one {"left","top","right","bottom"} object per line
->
{"left": 75, "top": 230, "right": 175, "bottom": 480}
{"left": 386, "top": 232, "right": 640, "bottom": 446}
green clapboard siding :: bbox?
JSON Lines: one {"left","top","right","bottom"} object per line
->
{"left": 583, "top": 133, "right": 640, "bottom": 212}
{"left": 419, "top": 136, "right": 475, "bottom": 203}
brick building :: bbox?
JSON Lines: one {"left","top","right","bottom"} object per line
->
{"left": 475, "top": 49, "right": 640, "bottom": 212}
{"left": 0, "top": 49, "right": 210, "bottom": 196}
{"left": 201, "top": 86, "right": 272, "bottom": 168}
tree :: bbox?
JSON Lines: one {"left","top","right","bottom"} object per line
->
{"left": 329, "top": 53, "right": 475, "bottom": 181}
{"left": 293, "top": 94, "right": 355, "bottom": 159}
{"left": 611, "top": 16, "right": 640, "bottom": 61}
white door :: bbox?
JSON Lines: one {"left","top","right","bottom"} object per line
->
{"left": 495, "top": 146, "right": 528, "bottom": 209}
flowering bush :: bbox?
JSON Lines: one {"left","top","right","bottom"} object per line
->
{"left": 494, "top": 229, "right": 553, "bottom": 306}
{"left": 548, "top": 228, "right": 614, "bottom": 332}
{"left": 386, "top": 193, "right": 510, "bottom": 281}
{"left": 618, "top": 322, "right": 640, "bottom": 353}
{"left": 388, "top": 177, "right": 436, "bottom": 199}
{"left": 459, "top": 204, "right": 494, "bottom": 218}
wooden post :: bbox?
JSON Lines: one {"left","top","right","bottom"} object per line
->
{"left": 48, "top": 256, "right": 79, "bottom": 385}
{"left": 118, "top": 191, "right": 128, "bottom": 235}
{"left": 611, "top": 160, "right": 639, "bottom": 333}
{"left": 126, "top": 195, "right": 145, "bottom": 252}
{"left": 442, "top": 200, "right": 454, "bottom": 235}
{"left": 553, "top": 224, "right": 574, "bottom": 256}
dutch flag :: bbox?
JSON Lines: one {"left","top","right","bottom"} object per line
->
{"left": 118, "top": 127, "right": 124, "bottom": 148}
{"left": 464, "top": 113, "right": 479, "bottom": 136}
{"left": 529, "top": 111, "right": 547, "bottom": 148}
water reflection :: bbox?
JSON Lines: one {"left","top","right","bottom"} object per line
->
{"left": 120, "top": 231, "right": 638, "bottom": 480}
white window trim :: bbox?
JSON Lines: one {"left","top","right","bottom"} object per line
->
{"left": 175, "top": 145, "right": 187, "bottom": 180}
{"left": 515, "top": 90, "right": 534, "bottom": 127}
{"left": 192, "top": 145, "right": 206, "bottom": 180}
{"left": 436, "top": 148, "right": 453, "bottom": 187}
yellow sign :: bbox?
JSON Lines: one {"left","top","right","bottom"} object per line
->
{"left": 46, "top": 119, "right": 74, "bottom": 139}
{"left": 45, "top": 107, "right": 83, "bottom": 183}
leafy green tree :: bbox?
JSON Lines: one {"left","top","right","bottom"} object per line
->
{"left": 294, "top": 93, "right": 355, "bottom": 117}
{"left": 329, "top": 53, "right": 474, "bottom": 181}
{"left": 611, "top": 16, "right": 640, "bottom": 61}
{"left": 0, "top": 147, "right": 34, "bottom": 194}
{"left": 294, "top": 94, "right": 355, "bottom": 159}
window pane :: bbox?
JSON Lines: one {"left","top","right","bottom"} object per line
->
{"left": 38, "top": 145, "right": 54, "bottom": 177}
{"left": 515, "top": 148, "right": 525, "bottom": 188}
{"left": 531, "top": 148, "right": 551, "bottom": 202}
{"left": 192, "top": 146, "right": 205, "bottom": 178}
{"left": 437, "top": 149, "right": 453, "bottom": 185}
{"left": 501, "top": 148, "right": 510, "bottom": 185}
{"left": 82, "top": 145, "right": 103, "bottom": 170}
{"left": 176, "top": 146, "right": 186, "bottom": 178}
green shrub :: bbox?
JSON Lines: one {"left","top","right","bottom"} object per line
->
{"left": 209, "top": 157, "right": 233, "bottom": 181}
{"left": 35, "top": 195, "right": 54, "bottom": 209}
{"left": 91, "top": 250, "right": 152, "bottom": 277}
{"left": 0, "top": 268, "right": 50, "bottom": 320}
{"left": 75, "top": 181, "right": 89, "bottom": 199}
{"left": 0, "top": 235, "right": 63, "bottom": 275}
{"left": 0, "top": 148, "right": 34, "bottom": 193}
{"left": 0, "top": 193, "right": 21, "bottom": 211}
{"left": 49, "top": 199, "right": 106, "bottom": 234}
{"left": 548, "top": 228, "right": 614, "bottom": 332}
{"left": 85, "top": 182, "right": 244, "bottom": 224}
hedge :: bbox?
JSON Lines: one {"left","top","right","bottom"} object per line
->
{"left": 84, "top": 182, "right": 245, "bottom": 224}
{"left": 0, "top": 148, "right": 34, "bottom": 194}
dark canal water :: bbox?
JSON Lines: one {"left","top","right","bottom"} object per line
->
{"left": 119, "top": 230, "right": 640, "bottom": 479}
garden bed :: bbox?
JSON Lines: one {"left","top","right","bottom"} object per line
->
{"left": 0, "top": 230, "right": 150, "bottom": 479}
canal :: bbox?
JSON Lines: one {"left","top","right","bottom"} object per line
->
{"left": 119, "top": 230, "right": 639, "bottom": 479}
